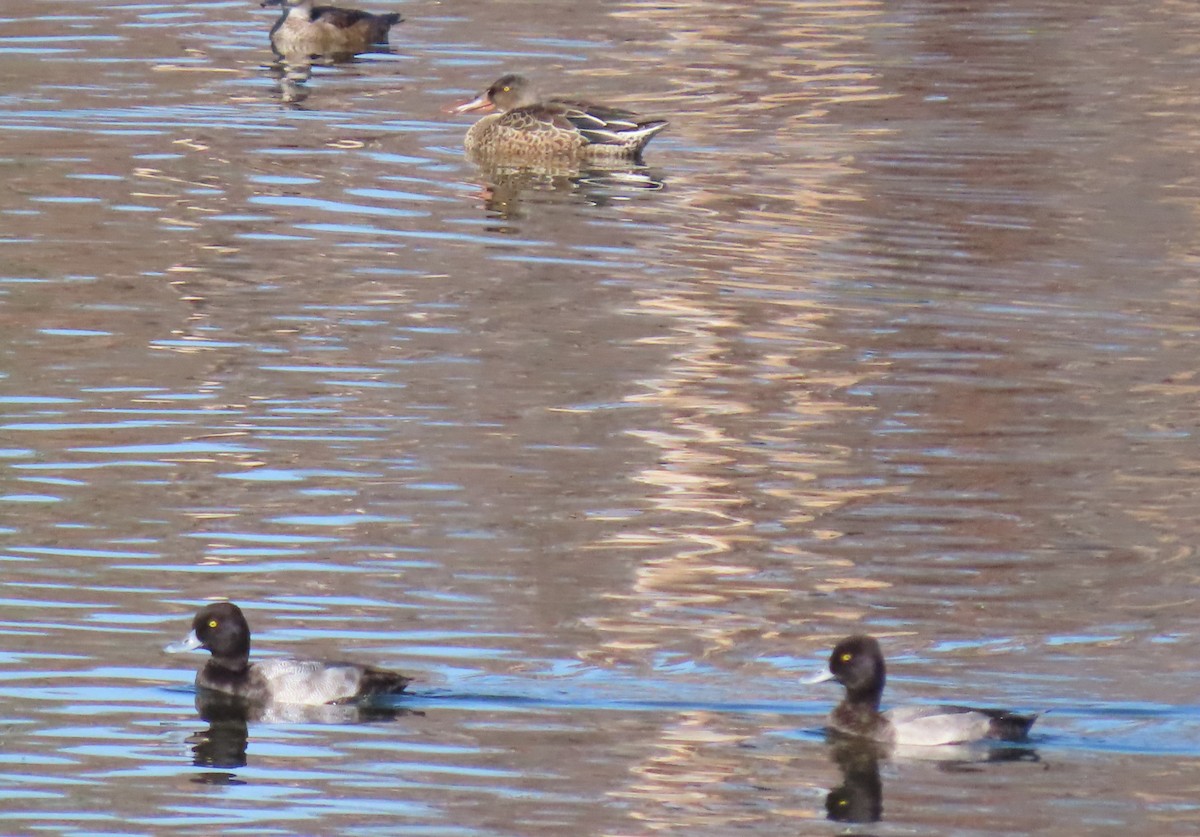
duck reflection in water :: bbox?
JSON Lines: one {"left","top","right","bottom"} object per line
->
{"left": 185, "top": 689, "right": 417, "bottom": 780}
{"left": 471, "top": 163, "right": 667, "bottom": 226}
{"left": 825, "top": 735, "right": 1042, "bottom": 823}
{"left": 265, "top": 58, "right": 313, "bottom": 105}
{"left": 824, "top": 738, "right": 885, "bottom": 823}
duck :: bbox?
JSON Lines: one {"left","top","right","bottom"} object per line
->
{"left": 450, "top": 74, "right": 668, "bottom": 161}
{"left": 806, "top": 635, "right": 1039, "bottom": 746}
{"left": 260, "top": 0, "right": 402, "bottom": 59}
{"left": 165, "top": 602, "right": 411, "bottom": 706}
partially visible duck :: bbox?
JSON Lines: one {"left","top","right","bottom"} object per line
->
{"left": 165, "top": 602, "right": 411, "bottom": 706}
{"left": 261, "top": 0, "right": 402, "bottom": 59}
{"left": 807, "top": 635, "right": 1039, "bottom": 746}
{"left": 450, "top": 74, "right": 668, "bottom": 161}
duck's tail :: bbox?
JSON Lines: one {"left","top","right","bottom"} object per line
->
{"left": 582, "top": 119, "right": 668, "bottom": 152}
{"left": 983, "top": 708, "right": 1041, "bottom": 742}
{"left": 368, "top": 12, "right": 402, "bottom": 43}
{"left": 360, "top": 667, "right": 412, "bottom": 696}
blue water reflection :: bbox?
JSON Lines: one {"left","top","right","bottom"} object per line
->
{"left": 1, "top": 0, "right": 1200, "bottom": 832}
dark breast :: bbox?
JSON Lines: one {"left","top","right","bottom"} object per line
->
{"left": 830, "top": 702, "right": 891, "bottom": 742}
{"left": 197, "top": 661, "right": 261, "bottom": 698}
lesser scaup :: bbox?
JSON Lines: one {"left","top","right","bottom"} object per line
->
{"left": 807, "top": 635, "right": 1038, "bottom": 746}
{"left": 165, "top": 602, "right": 411, "bottom": 706}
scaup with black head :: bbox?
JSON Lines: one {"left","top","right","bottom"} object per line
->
{"left": 807, "top": 635, "right": 1038, "bottom": 746}
{"left": 166, "top": 602, "right": 411, "bottom": 706}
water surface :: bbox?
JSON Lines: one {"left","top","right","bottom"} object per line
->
{"left": 3, "top": 0, "right": 1200, "bottom": 833}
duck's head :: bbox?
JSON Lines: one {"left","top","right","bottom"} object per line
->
{"left": 165, "top": 601, "right": 252, "bottom": 665}
{"left": 451, "top": 74, "right": 538, "bottom": 114}
{"left": 806, "top": 635, "right": 887, "bottom": 702}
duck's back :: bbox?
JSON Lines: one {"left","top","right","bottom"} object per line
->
{"left": 884, "top": 704, "right": 1037, "bottom": 746}
{"left": 311, "top": 5, "right": 400, "bottom": 40}
{"left": 260, "top": 659, "right": 410, "bottom": 704}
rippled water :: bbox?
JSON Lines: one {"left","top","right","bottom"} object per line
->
{"left": 3, "top": 0, "right": 1200, "bottom": 833}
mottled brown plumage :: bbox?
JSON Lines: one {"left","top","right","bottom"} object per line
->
{"left": 261, "top": 0, "right": 402, "bottom": 59}
{"left": 451, "top": 74, "right": 668, "bottom": 162}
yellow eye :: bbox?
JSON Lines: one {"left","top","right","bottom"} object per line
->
{"left": 208, "top": 620, "right": 218, "bottom": 628}
{"left": 839, "top": 652, "right": 852, "bottom": 662}
{"left": 501, "top": 86, "right": 511, "bottom": 92}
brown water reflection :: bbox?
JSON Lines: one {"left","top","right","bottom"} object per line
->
{"left": 4, "top": 0, "right": 1200, "bottom": 833}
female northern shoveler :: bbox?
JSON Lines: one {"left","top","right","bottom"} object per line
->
{"left": 451, "top": 74, "right": 668, "bottom": 161}
{"left": 261, "top": 0, "right": 402, "bottom": 59}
